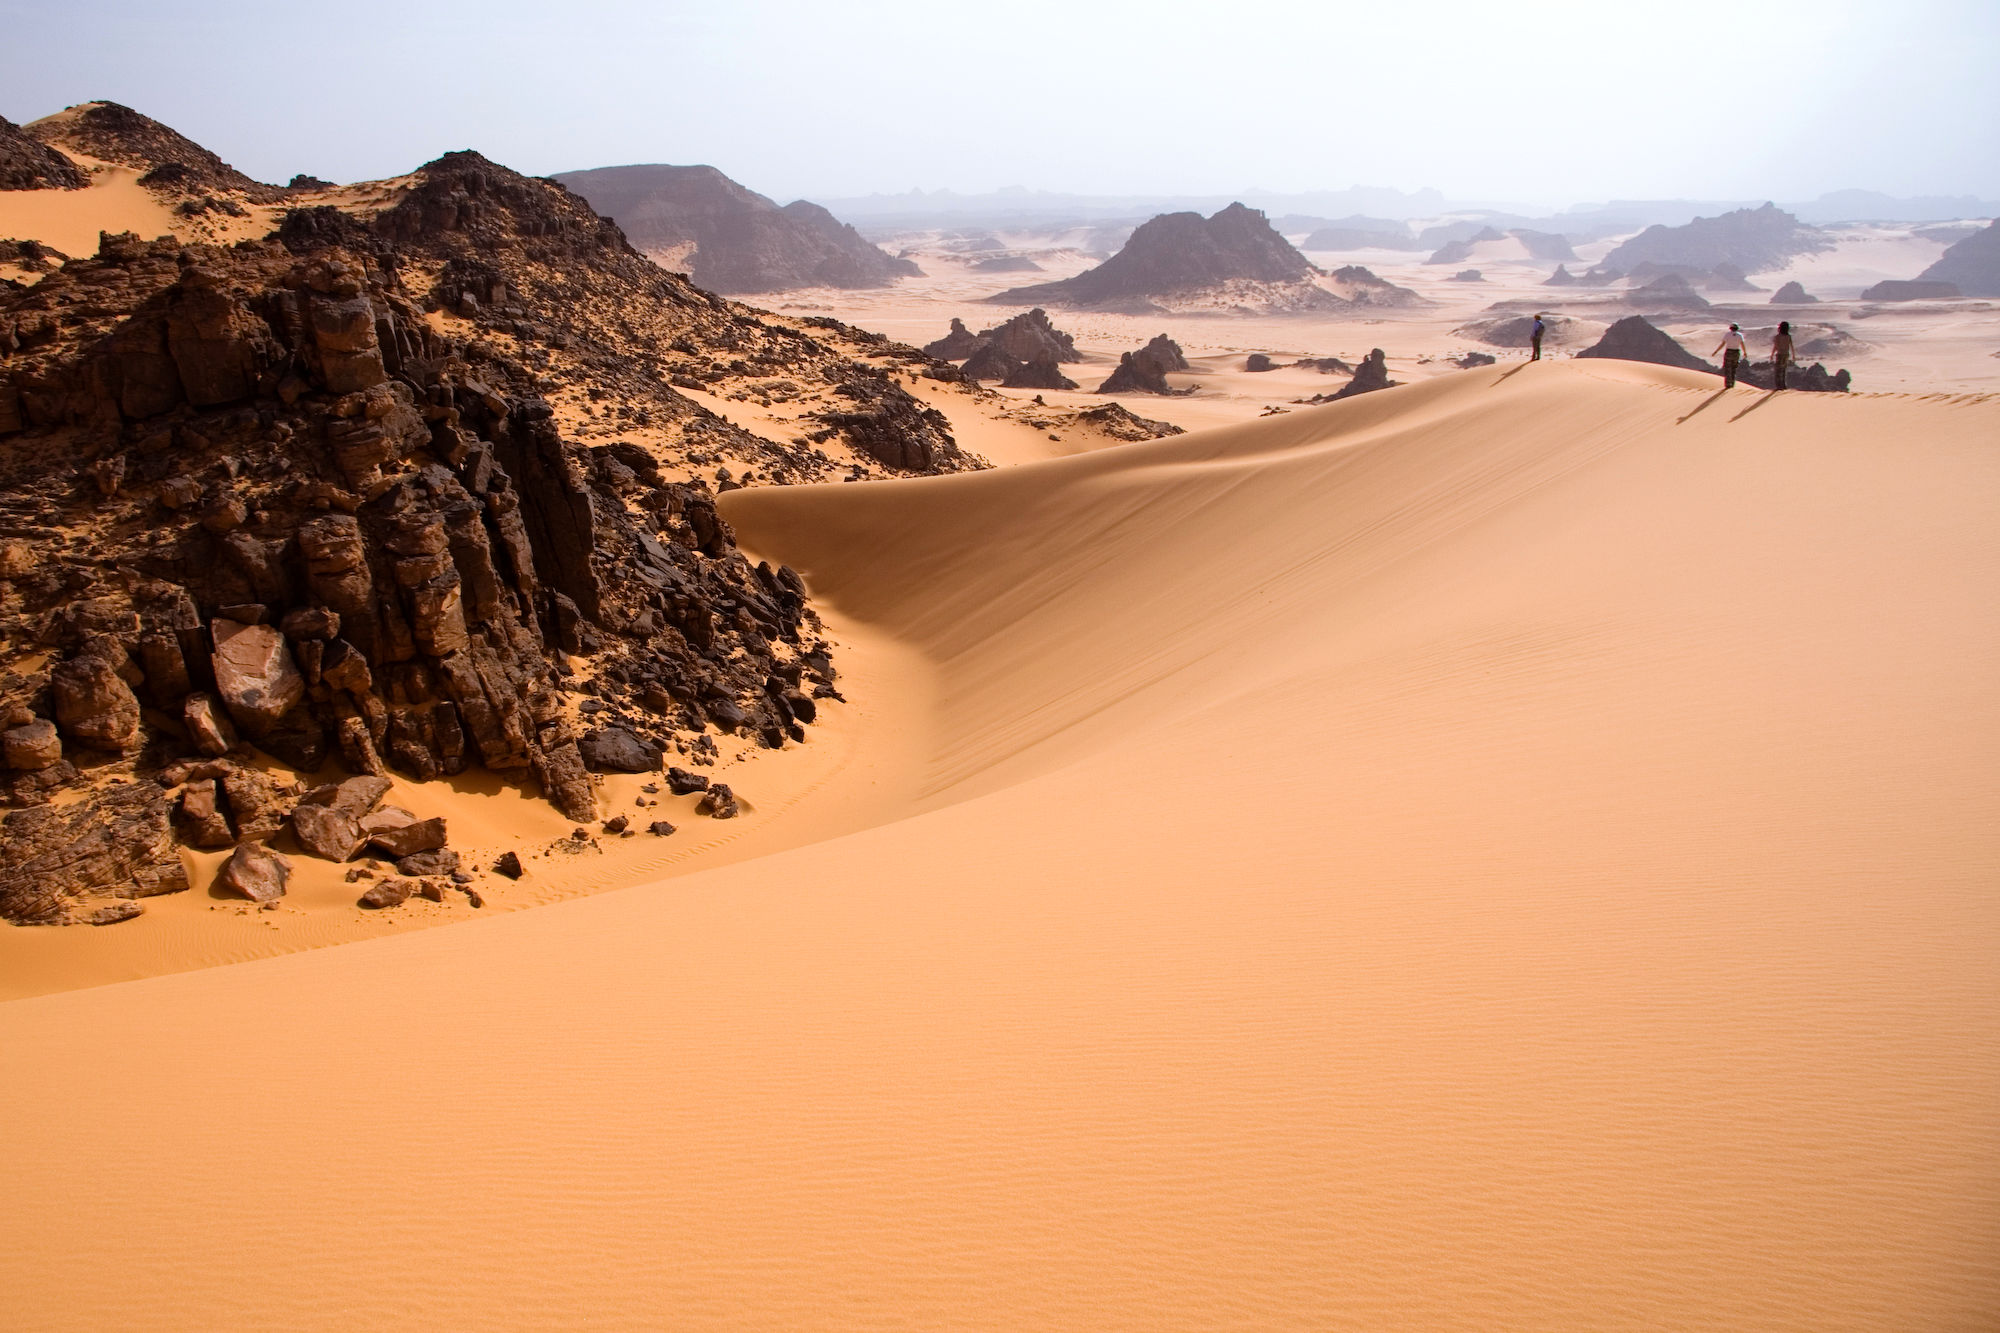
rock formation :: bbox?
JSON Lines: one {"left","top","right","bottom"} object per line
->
{"left": 0, "top": 125, "right": 982, "bottom": 925}
{"left": 1770, "top": 280, "right": 1819, "bottom": 303}
{"left": 1625, "top": 273, "right": 1711, "bottom": 310}
{"left": 27, "top": 101, "right": 281, "bottom": 201}
{"left": 1453, "top": 314, "right": 1597, "bottom": 349}
{"left": 1448, "top": 269, "right": 1483, "bottom": 282}
{"left": 1328, "top": 349, "right": 1395, "bottom": 400}
{"left": 1094, "top": 335, "right": 1189, "bottom": 395}
{"left": 1321, "top": 265, "right": 1424, "bottom": 307}
{"left": 921, "top": 318, "right": 984, "bottom": 360}
{"left": 1574, "top": 316, "right": 1713, "bottom": 371}
{"left": 1245, "top": 354, "right": 1278, "bottom": 371}
{"left": 1, "top": 115, "right": 87, "bottom": 192}
{"left": 1000, "top": 354, "right": 1077, "bottom": 391}
{"left": 1859, "top": 279, "right": 1963, "bottom": 301}
{"left": 975, "top": 308, "right": 1079, "bottom": 363}
{"left": 1544, "top": 265, "right": 1579, "bottom": 286}
{"left": 1599, "top": 203, "right": 1829, "bottom": 275}
{"left": 991, "top": 204, "right": 1340, "bottom": 312}
{"left": 970, "top": 255, "right": 1043, "bottom": 273}
{"left": 1916, "top": 218, "right": 2000, "bottom": 297}
{"left": 959, "top": 342, "right": 1023, "bottom": 382}
{"left": 1705, "top": 263, "right": 1761, "bottom": 292}
{"left": 552, "top": 164, "right": 918, "bottom": 293}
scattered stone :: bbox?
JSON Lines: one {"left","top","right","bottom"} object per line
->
{"left": 647, "top": 820, "right": 676, "bottom": 836}
{"left": 696, "top": 783, "right": 740, "bottom": 819}
{"left": 602, "top": 815, "right": 629, "bottom": 834}
{"left": 216, "top": 842, "right": 291, "bottom": 902}
{"left": 357, "top": 878, "right": 414, "bottom": 909}
{"left": 397, "top": 848, "right": 459, "bottom": 877}
{"left": 492, "top": 850, "right": 525, "bottom": 879}
{"left": 578, "top": 726, "right": 659, "bottom": 773}
{"left": 665, "top": 766, "right": 710, "bottom": 795}
{"left": 366, "top": 816, "right": 446, "bottom": 858}
{"left": 418, "top": 880, "right": 449, "bottom": 902}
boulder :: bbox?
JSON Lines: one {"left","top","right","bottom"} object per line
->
{"left": 3, "top": 719, "right": 63, "bottom": 771}
{"left": 647, "top": 820, "right": 677, "bottom": 836}
{"left": 357, "top": 878, "right": 414, "bottom": 909}
{"left": 209, "top": 619, "right": 305, "bottom": 735}
{"left": 290, "top": 803, "right": 366, "bottom": 861}
{"left": 578, "top": 726, "right": 659, "bottom": 773}
{"left": 959, "top": 342, "right": 1022, "bottom": 383}
{"left": 50, "top": 656, "right": 143, "bottom": 754}
{"left": 216, "top": 842, "right": 291, "bottom": 902}
{"left": 176, "top": 779, "right": 235, "bottom": 849}
{"left": 696, "top": 783, "right": 740, "bottom": 819}
{"left": 182, "top": 692, "right": 236, "bottom": 757}
{"left": 1245, "top": 354, "right": 1278, "bottom": 372}
{"left": 298, "top": 774, "right": 393, "bottom": 820}
{"left": 1095, "top": 335, "right": 1188, "bottom": 394}
{"left": 665, "top": 766, "right": 710, "bottom": 795}
{"left": 395, "top": 848, "right": 459, "bottom": 877}
{"left": 367, "top": 815, "right": 446, "bottom": 858}
{"left": 492, "top": 850, "right": 525, "bottom": 878}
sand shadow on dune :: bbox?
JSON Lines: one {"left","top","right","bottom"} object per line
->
{"left": 1729, "top": 392, "right": 1781, "bottom": 423}
{"left": 1676, "top": 388, "right": 1731, "bottom": 424}
{"left": 1491, "top": 363, "right": 1535, "bottom": 386}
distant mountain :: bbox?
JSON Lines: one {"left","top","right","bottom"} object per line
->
{"left": 990, "top": 203, "right": 1340, "bottom": 311}
{"left": 1916, "top": 218, "right": 2000, "bottom": 297}
{"left": 1599, "top": 204, "right": 1829, "bottom": 276}
{"left": 811, "top": 185, "right": 1450, "bottom": 230}
{"left": 1786, "top": 190, "right": 2000, "bottom": 224}
{"left": 555, "top": 164, "right": 920, "bottom": 293}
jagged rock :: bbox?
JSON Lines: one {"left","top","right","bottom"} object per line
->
{"left": 665, "top": 766, "right": 710, "bottom": 795}
{"left": 922, "top": 318, "right": 984, "bottom": 359}
{"left": 1544, "top": 264, "right": 1580, "bottom": 286}
{"left": 216, "top": 842, "right": 291, "bottom": 902}
{"left": 1574, "top": 316, "right": 1714, "bottom": 372}
{"left": 1601, "top": 203, "right": 1829, "bottom": 274}
{"left": 165, "top": 267, "right": 284, "bottom": 407}
{"left": 395, "top": 848, "right": 459, "bottom": 876}
{"left": 975, "top": 308, "right": 1080, "bottom": 363}
{"left": 959, "top": 342, "right": 1022, "bottom": 382}
{"left": 0, "top": 114, "right": 88, "bottom": 190}
{"left": 647, "top": 820, "right": 676, "bottom": 836}
{"left": 175, "top": 779, "right": 234, "bottom": 848}
{"left": 357, "top": 878, "right": 413, "bottom": 909}
{"left": 217, "top": 764, "right": 292, "bottom": 842}
{"left": 579, "top": 726, "right": 659, "bottom": 773}
{"left": 367, "top": 815, "right": 446, "bottom": 858}
{"left": 1095, "top": 335, "right": 1188, "bottom": 394}
{"left": 1451, "top": 351, "right": 1497, "bottom": 368}
{"left": 1000, "top": 353, "right": 1077, "bottom": 391}
{"left": 0, "top": 781, "right": 185, "bottom": 923}
{"left": 1770, "top": 280, "right": 1819, "bottom": 304}
{"left": 1916, "top": 218, "right": 2000, "bottom": 297}
{"left": 209, "top": 619, "right": 305, "bottom": 736}
{"left": 1860, "top": 279, "right": 1962, "bottom": 301}
{"left": 50, "top": 655, "right": 143, "bottom": 754}
{"left": 1329, "top": 349, "right": 1397, "bottom": 400}
{"left": 1069, "top": 403, "right": 1184, "bottom": 441}
{"left": 1706, "top": 263, "right": 1760, "bottom": 292}
{"left": 3, "top": 719, "right": 63, "bottom": 771}
{"left": 290, "top": 803, "right": 366, "bottom": 861}
{"left": 696, "top": 783, "right": 740, "bottom": 819}
{"left": 817, "top": 374, "right": 966, "bottom": 471}
{"left": 183, "top": 692, "right": 236, "bottom": 757}
{"left": 492, "top": 850, "right": 524, "bottom": 878}
{"left": 359, "top": 805, "right": 416, "bottom": 839}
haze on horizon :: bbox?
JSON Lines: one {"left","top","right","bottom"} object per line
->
{"left": 3, "top": 0, "right": 1997, "bottom": 213}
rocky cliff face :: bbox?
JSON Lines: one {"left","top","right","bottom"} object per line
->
{"left": 990, "top": 204, "right": 1340, "bottom": 312}
{"left": 1, "top": 115, "right": 87, "bottom": 192}
{"left": 0, "top": 135, "right": 977, "bottom": 925}
{"left": 1916, "top": 218, "right": 2000, "bottom": 297}
{"left": 554, "top": 163, "right": 919, "bottom": 293}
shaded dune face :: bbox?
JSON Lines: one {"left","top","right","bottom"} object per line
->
{"left": 4, "top": 362, "right": 1998, "bottom": 1331}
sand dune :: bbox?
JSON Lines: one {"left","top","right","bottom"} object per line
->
{"left": 3, "top": 363, "right": 1996, "bottom": 1329}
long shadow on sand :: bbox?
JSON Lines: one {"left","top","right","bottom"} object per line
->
{"left": 1491, "top": 362, "right": 1536, "bottom": 386}
{"left": 1676, "top": 388, "right": 1732, "bottom": 424}
{"left": 1729, "top": 391, "right": 1781, "bottom": 423}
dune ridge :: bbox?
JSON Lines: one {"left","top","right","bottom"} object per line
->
{"left": 2, "top": 362, "right": 1996, "bottom": 1330}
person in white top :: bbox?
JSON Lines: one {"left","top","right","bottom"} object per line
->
{"left": 1711, "top": 323, "right": 1748, "bottom": 388}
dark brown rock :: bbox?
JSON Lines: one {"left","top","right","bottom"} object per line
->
{"left": 216, "top": 841, "right": 291, "bottom": 902}
{"left": 647, "top": 820, "right": 676, "bottom": 836}
{"left": 395, "top": 848, "right": 459, "bottom": 876}
{"left": 0, "top": 781, "right": 184, "bottom": 924}
{"left": 3, "top": 719, "right": 63, "bottom": 771}
{"left": 357, "top": 878, "right": 413, "bottom": 909}
{"left": 696, "top": 783, "right": 740, "bottom": 819}
{"left": 492, "top": 850, "right": 525, "bottom": 878}
{"left": 50, "top": 656, "right": 142, "bottom": 754}
{"left": 290, "top": 802, "right": 366, "bottom": 861}
{"left": 176, "top": 779, "right": 235, "bottom": 849}
{"left": 183, "top": 692, "right": 236, "bottom": 757}
{"left": 367, "top": 815, "right": 446, "bottom": 858}
{"left": 665, "top": 766, "right": 710, "bottom": 795}
{"left": 578, "top": 726, "right": 659, "bottom": 773}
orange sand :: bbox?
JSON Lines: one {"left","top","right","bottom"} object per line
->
{"left": 2, "top": 362, "right": 1996, "bottom": 1329}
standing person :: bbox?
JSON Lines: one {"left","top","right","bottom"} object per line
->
{"left": 1770, "top": 320, "right": 1794, "bottom": 390}
{"left": 1530, "top": 313, "right": 1546, "bottom": 362}
{"left": 1711, "top": 323, "right": 1748, "bottom": 388}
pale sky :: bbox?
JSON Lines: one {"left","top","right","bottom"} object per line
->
{"left": 4, "top": 0, "right": 1996, "bottom": 210}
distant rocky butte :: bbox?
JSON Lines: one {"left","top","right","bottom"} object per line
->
{"left": 1770, "top": 280, "right": 1819, "bottom": 304}
{"left": 990, "top": 203, "right": 1348, "bottom": 313}
{"left": 1916, "top": 218, "right": 2000, "bottom": 298}
{"left": 1, "top": 115, "right": 87, "bottom": 191}
{"left": 553, "top": 163, "right": 920, "bottom": 294}
{"left": 1858, "top": 279, "right": 1962, "bottom": 301}
{"left": 1599, "top": 203, "right": 1829, "bottom": 276}
{"left": 1095, "top": 335, "right": 1190, "bottom": 395}
{"left": 0, "top": 108, "right": 984, "bottom": 925}
{"left": 1320, "top": 265, "right": 1424, "bottom": 308}
{"left": 929, "top": 309, "right": 1081, "bottom": 383}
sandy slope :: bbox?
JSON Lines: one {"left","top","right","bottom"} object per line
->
{"left": 3, "top": 363, "right": 1996, "bottom": 1330}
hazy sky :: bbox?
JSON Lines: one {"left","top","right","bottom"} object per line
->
{"left": 4, "top": 0, "right": 1997, "bottom": 209}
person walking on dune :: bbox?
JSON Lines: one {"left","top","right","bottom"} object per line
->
{"left": 1770, "top": 320, "right": 1794, "bottom": 390}
{"left": 1530, "top": 314, "right": 1546, "bottom": 362}
{"left": 1712, "top": 323, "right": 1748, "bottom": 388}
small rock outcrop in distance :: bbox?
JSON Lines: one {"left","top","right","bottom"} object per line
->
{"left": 1916, "top": 217, "right": 2000, "bottom": 297}
{"left": 1245, "top": 354, "right": 1278, "bottom": 371}
{"left": 990, "top": 203, "right": 1330, "bottom": 310}
{"left": 1452, "top": 314, "right": 1597, "bottom": 349}
{"left": 1321, "top": 265, "right": 1424, "bottom": 308}
{"left": 1, "top": 115, "right": 87, "bottom": 191}
{"left": 287, "top": 174, "right": 334, "bottom": 191}
{"left": 976, "top": 308, "right": 1080, "bottom": 363}
{"left": 1070, "top": 403, "right": 1184, "bottom": 441}
{"left": 1293, "top": 356, "right": 1354, "bottom": 374}
{"left": 1600, "top": 203, "right": 1829, "bottom": 275}
{"left": 1859, "top": 278, "right": 1964, "bottom": 301}
{"left": 921, "top": 318, "right": 983, "bottom": 360}
{"left": 1706, "top": 263, "right": 1761, "bottom": 292}
{"left": 26, "top": 101, "right": 281, "bottom": 200}
{"left": 971, "top": 255, "right": 1043, "bottom": 273}
{"left": 552, "top": 163, "right": 918, "bottom": 293}
{"left": 1626, "top": 273, "right": 1711, "bottom": 310}
{"left": 959, "top": 342, "right": 1023, "bottom": 382}
{"left": 1000, "top": 354, "right": 1077, "bottom": 391}
{"left": 1300, "top": 216, "right": 1420, "bottom": 250}
{"left": 1329, "top": 349, "right": 1395, "bottom": 400}
{"left": 1094, "top": 335, "right": 1190, "bottom": 395}
{"left": 1544, "top": 264, "right": 1579, "bottom": 286}
{"left": 1770, "top": 280, "right": 1819, "bottom": 303}
{"left": 1425, "top": 228, "right": 1503, "bottom": 265}
{"left": 1574, "top": 315, "right": 1713, "bottom": 372}
{"left": 1448, "top": 269, "right": 1483, "bottom": 282}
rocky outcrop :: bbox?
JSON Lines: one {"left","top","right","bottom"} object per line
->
{"left": 553, "top": 164, "right": 918, "bottom": 292}
{"left": 922, "top": 318, "right": 983, "bottom": 359}
{"left": 1452, "top": 314, "right": 1598, "bottom": 349}
{"left": 1544, "top": 265, "right": 1579, "bottom": 286}
{"left": 1860, "top": 278, "right": 1963, "bottom": 301}
{"left": 1321, "top": 265, "right": 1424, "bottom": 308}
{"left": 1328, "top": 349, "right": 1395, "bottom": 401}
{"left": 1600, "top": 203, "right": 1829, "bottom": 275}
{"left": 1095, "top": 335, "right": 1189, "bottom": 395}
{"left": 1916, "top": 218, "right": 2000, "bottom": 297}
{"left": 1626, "top": 274, "right": 1710, "bottom": 310}
{"left": 975, "top": 308, "right": 1079, "bottom": 363}
{"left": 0, "top": 780, "right": 185, "bottom": 924}
{"left": 1000, "top": 354, "right": 1077, "bottom": 391}
{"left": 970, "top": 255, "right": 1043, "bottom": 273}
{"left": 991, "top": 203, "right": 1333, "bottom": 311}
{"left": 959, "top": 342, "right": 1022, "bottom": 382}
{"left": 26, "top": 102, "right": 280, "bottom": 201}
{"left": 1, "top": 115, "right": 87, "bottom": 192}
{"left": 1770, "top": 280, "right": 1819, "bottom": 303}
{"left": 1574, "top": 316, "right": 1713, "bottom": 372}
{"left": 812, "top": 371, "right": 966, "bottom": 470}
{"left": 1447, "top": 269, "right": 1482, "bottom": 282}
